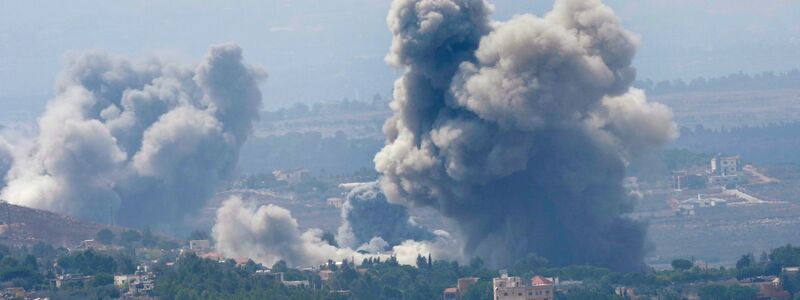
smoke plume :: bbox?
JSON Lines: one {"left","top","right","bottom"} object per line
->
{"left": 376, "top": 0, "right": 676, "bottom": 270}
{"left": 212, "top": 196, "right": 358, "bottom": 267}
{"left": 212, "top": 196, "right": 462, "bottom": 267}
{"left": 0, "top": 43, "right": 264, "bottom": 227}
{"left": 336, "top": 182, "right": 434, "bottom": 248}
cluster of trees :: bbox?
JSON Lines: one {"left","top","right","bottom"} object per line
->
{"left": 154, "top": 244, "right": 800, "bottom": 299}
{"left": 5, "top": 239, "right": 800, "bottom": 299}
{"left": 634, "top": 69, "right": 800, "bottom": 94}
{"left": 154, "top": 254, "right": 333, "bottom": 300}
{"left": 93, "top": 227, "right": 181, "bottom": 250}
{"left": 673, "top": 122, "right": 800, "bottom": 164}
{"left": 0, "top": 243, "right": 144, "bottom": 299}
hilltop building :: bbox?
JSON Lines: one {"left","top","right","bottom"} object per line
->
{"left": 708, "top": 154, "right": 743, "bottom": 187}
{"left": 493, "top": 271, "right": 554, "bottom": 300}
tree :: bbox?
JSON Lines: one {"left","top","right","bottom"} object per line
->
{"left": 726, "top": 285, "right": 758, "bottom": 300}
{"left": 698, "top": 284, "right": 728, "bottom": 300}
{"left": 272, "top": 260, "right": 288, "bottom": 273}
{"left": 736, "top": 253, "right": 755, "bottom": 270}
{"left": 95, "top": 228, "right": 114, "bottom": 245}
{"left": 187, "top": 229, "right": 209, "bottom": 241}
{"left": 120, "top": 230, "right": 141, "bottom": 243}
{"left": 671, "top": 259, "right": 693, "bottom": 271}
{"left": 416, "top": 254, "right": 428, "bottom": 270}
{"left": 141, "top": 226, "right": 157, "bottom": 247}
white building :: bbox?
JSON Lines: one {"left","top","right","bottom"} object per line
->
{"left": 114, "top": 265, "right": 155, "bottom": 295}
{"left": 189, "top": 239, "right": 211, "bottom": 252}
{"left": 493, "top": 272, "right": 554, "bottom": 300}
{"left": 708, "top": 154, "right": 743, "bottom": 187}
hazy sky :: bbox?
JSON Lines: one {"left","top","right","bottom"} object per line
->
{"left": 1, "top": 0, "right": 798, "bottom": 114}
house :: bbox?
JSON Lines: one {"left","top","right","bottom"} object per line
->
{"left": 443, "top": 277, "right": 479, "bottom": 299}
{"left": 493, "top": 271, "right": 554, "bottom": 300}
{"left": 273, "top": 168, "right": 311, "bottom": 185}
{"left": 55, "top": 274, "right": 94, "bottom": 289}
{"left": 708, "top": 154, "right": 743, "bottom": 187}
{"left": 189, "top": 239, "right": 211, "bottom": 252}
{"left": 114, "top": 265, "right": 155, "bottom": 295}
{"left": 77, "top": 239, "right": 103, "bottom": 250}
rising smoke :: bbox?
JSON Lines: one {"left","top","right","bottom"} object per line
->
{"left": 336, "top": 182, "right": 434, "bottom": 249}
{"left": 0, "top": 43, "right": 264, "bottom": 228}
{"left": 212, "top": 196, "right": 462, "bottom": 267}
{"left": 376, "top": 0, "right": 676, "bottom": 270}
{"left": 212, "top": 196, "right": 355, "bottom": 267}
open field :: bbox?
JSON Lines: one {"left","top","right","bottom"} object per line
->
{"left": 650, "top": 88, "right": 800, "bottom": 129}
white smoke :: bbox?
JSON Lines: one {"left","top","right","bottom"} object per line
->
{"left": 212, "top": 196, "right": 463, "bottom": 267}
{"left": 0, "top": 43, "right": 264, "bottom": 227}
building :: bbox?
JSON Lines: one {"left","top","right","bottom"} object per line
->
{"left": 273, "top": 168, "right": 311, "bottom": 185}
{"left": 189, "top": 239, "right": 211, "bottom": 252}
{"left": 114, "top": 265, "right": 155, "bottom": 296}
{"left": 443, "top": 277, "right": 479, "bottom": 299}
{"left": 55, "top": 274, "right": 94, "bottom": 289}
{"left": 708, "top": 154, "right": 743, "bottom": 187}
{"left": 675, "top": 194, "right": 727, "bottom": 216}
{"left": 673, "top": 171, "right": 707, "bottom": 190}
{"left": 493, "top": 272, "right": 554, "bottom": 300}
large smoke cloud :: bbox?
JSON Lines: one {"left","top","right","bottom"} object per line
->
{"left": 376, "top": 0, "right": 676, "bottom": 270}
{"left": 213, "top": 196, "right": 462, "bottom": 267}
{"left": 212, "top": 197, "right": 355, "bottom": 267}
{"left": 336, "top": 182, "right": 434, "bottom": 249}
{"left": 0, "top": 43, "right": 264, "bottom": 227}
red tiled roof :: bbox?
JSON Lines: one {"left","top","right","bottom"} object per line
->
{"left": 532, "top": 276, "right": 553, "bottom": 285}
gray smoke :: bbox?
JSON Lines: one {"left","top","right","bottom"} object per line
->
{"left": 336, "top": 182, "right": 434, "bottom": 248}
{"left": 376, "top": 0, "right": 676, "bottom": 271}
{"left": 213, "top": 196, "right": 461, "bottom": 267}
{"left": 0, "top": 137, "right": 11, "bottom": 188}
{"left": 212, "top": 196, "right": 347, "bottom": 267}
{"left": 0, "top": 43, "right": 264, "bottom": 227}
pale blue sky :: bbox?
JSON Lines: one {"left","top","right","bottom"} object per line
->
{"left": 1, "top": 0, "right": 798, "bottom": 116}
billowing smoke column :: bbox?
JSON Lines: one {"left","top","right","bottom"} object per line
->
{"left": 336, "top": 182, "right": 434, "bottom": 249}
{"left": 212, "top": 197, "right": 354, "bottom": 267}
{"left": 0, "top": 43, "right": 264, "bottom": 227}
{"left": 212, "top": 196, "right": 463, "bottom": 267}
{"left": 376, "top": 0, "right": 676, "bottom": 270}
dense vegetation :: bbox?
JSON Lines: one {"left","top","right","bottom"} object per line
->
{"left": 149, "top": 245, "right": 800, "bottom": 300}
{"left": 634, "top": 69, "right": 800, "bottom": 94}
{"left": 2, "top": 239, "right": 800, "bottom": 299}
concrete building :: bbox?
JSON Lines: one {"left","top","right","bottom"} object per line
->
{"left": 273, "top": 168, "right": 311, "bottom": 185}
{"left": 189, "top": 239, "right": 211, "bottom": 252}
{"left": 114, "top": 265, "right": 155, "bottom": 296}
{"left": 443, "top": 277, "right": 479, "bottom": 299}
{"left": 708, "top": 154, "right": 743, "bottom": 187}
{"left": 493, "top": 272, "right": 554, "bottom": 300}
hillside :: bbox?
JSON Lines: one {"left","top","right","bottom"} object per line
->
{"left": 0, "top": 202, "right": 121, "bottom": 249}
